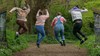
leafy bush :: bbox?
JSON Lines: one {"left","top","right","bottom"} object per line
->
{"left": 78, "top": 35, "right": 100, "bottom": 56}
{"left": 0, "top": 29, "right": 30, "bottom": 56}
{"left": 0, "top": 49, "right": 12, "bottom": 56}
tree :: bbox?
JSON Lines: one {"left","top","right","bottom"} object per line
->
{"left": 26, "top": 0, "right": 51, "bottom": 34}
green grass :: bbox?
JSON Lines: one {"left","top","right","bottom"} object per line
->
{"left": 75, "top": 35, "right": 100, "bottom": 56}
{"left": 0, "top": 29, "right": 35, "bottom": 56}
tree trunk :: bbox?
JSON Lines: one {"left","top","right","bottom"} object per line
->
{"left": 26, "top": 0, "right": 51, "bottom": 34}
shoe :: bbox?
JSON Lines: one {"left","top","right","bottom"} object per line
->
{"left": 60, "top": 42, "right": 63, "bottom": 46}
{"left": 63, "top": 40, "right": 66, "bottom": 46}
{"left": 37, "top": 44, "right": 40, "bottom": 48}
{"left": 84, "top": 38, "right": 88, "bottom": 41}
{"left": 80, "top": 40, "right": 84, "bottom": 45}
{"left": 15, "top": 32, "right": 19, "bottom": 39}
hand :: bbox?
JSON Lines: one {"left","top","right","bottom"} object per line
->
{"left": 82, "top": 7, "right": 85, "bottom": 10}
{"left": 9, "top": 11, "right": 12, "bottom": 13}
{"left": 45, "top": 9, "right": 48, "bottom": 11}
{"left": 39, "top": 9, "right": 41, "bottom": 11}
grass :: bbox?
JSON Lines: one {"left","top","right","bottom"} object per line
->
{"left": 74, "top": 35, "right": 100, "bottom": 56}
{"left": 0, "top": 29, "right": 34, "bottom": 56}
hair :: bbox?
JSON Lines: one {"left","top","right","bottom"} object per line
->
{"left": 22, "top": 6, "right": 27, "bottom": 10}
{"left": 39, "top": 9, "right": 47, "bottom": 16}
{"left": 76, "top": 5, "right": 79, "bottom": 8}
{"left": 39, "top": 11, "right": 43, "bottom": 16}
{"left": 57, "top": 12, "right": 62, "bottom": 16}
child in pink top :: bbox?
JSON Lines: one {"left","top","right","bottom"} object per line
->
{"left": 35, "top": 9, "right": 49, "bottom": 48}
{"left": 35, "top": 9, "right": 49, "bottom": 26}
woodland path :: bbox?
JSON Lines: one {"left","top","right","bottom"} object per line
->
{"left": 13, "top": 43, "right": 87, "bottom": 56}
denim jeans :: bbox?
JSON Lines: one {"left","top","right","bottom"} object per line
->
{"left": 35, "top": 25, "right": 45, "bottom": 44}
{"left": 54, "top": 24, "right": 65, "bottom": 43}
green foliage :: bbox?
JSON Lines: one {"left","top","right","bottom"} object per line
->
{"left": 0, "top": 49, "right": 12, "bottom": 56}
{"left": 82, "top": 10, "right": 94, "bottom": 35}
{"left": 76, "top": 35, "right": 100, "bottom": 56}
{"left": 6, "top": 29, "right": 28, "bottom": 51}
{"left": 0, "top": 29, "right": 32, "bottom": 56}
{"left": 43, "top": 36, "right": 58, "bottom": 44}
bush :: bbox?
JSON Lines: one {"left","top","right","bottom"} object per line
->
{"left": 0, "top": 49, "right": 12, "bottom": 56}
{"left": 78, "top": 35, "right": 100, "bottom": 56}
{"left": 0, "top": 29, "right": 30, "bottom": 56}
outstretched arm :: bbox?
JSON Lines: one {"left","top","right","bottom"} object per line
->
{"left": 80, "top": 7, "right": 88, "bottom": 12}
{"left": 9, "top": 7, "right": 19, "bottom": 13}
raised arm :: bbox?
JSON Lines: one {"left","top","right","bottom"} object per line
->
{"left": 45, "top": 9, "right": 49, "bottom": 17}
{"left": 36, "top": 9, "right": 41, "bottom": 17}
{"left": 26, "top": 4, "right": 30, "bottom": 11}
{"left": 9, "top": 7, "right": 19, "bottom": 13}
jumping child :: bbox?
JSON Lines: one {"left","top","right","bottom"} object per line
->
{"left": 69, "top": 5, "right": 88, "bottom": 44}
{"left": 35, "top": 9, "right": 49, "bottom": 48}
{"left": 9, "top": 4, "right": 30, "bottom": 39}
{"left": 51, "top": 12, "right": 67, "bottom": 46}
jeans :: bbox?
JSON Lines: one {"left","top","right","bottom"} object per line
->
{"left": 54, "top": 24, "right": 65, "bottom": 43}
{"left": 36, "top": 25, "right": 45, "bottom": 44}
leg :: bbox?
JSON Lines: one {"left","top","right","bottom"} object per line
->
{"left": 77, "top": 23, "right": 88, "bottom": 41}
{"left": 60, "top": 29, "right": 65, "bottom": 46}
{"left": 18, "top": 25, "right": 21, "bottom": 33}
{"left": 78, "top": 30, "right": 86, "bottom": 37}
{"left": 36, "top": 26, "right": 45, "bottom": 47}
{"left": 60, "top": 29, "right": 65, "bottom": 41}
{"left": 15, "top": 26, "right": 21, "bottom": 39}
{"left": 35, "top": 26, "right": 42, "bottom": 48}
{"left": 15, "top": 20, "right": 22, "bottom": 39}
{"left": 37, "top": 28, "right": 45, "bottom": 45}
{"left": 16, "top": 20, "right": 23, "bottom": 34}
{"left": 36, "top": 33, "right": 41, "bottom": 48}
{"left": 73, "top": 23, "right": 82, "bottom": 41}
{"left": 55, "top": 30, "right": 63, "bottom": 46}
{"left": 19, "top": 22, "right": 28, "bottom": 34}
{"left": 54, "top": 30, "right": 61, "bottom": 43}
{"left": 37, "top": 33, "right": 41, "bottom": 43}
{"left": 54, "top": 25, "right": 64, "bottom": 46}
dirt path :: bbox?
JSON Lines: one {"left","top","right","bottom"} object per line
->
{"left": 13, "top": 44, "right": 88, "bottom": 56}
